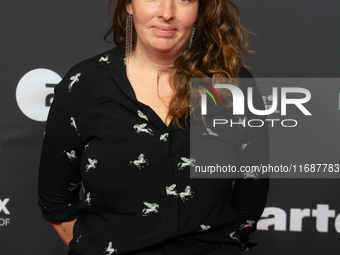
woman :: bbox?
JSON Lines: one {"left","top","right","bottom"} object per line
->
{"left": 38, "top": 0, "right": 269, "bottom": 254}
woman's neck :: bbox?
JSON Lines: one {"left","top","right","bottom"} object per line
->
{"left": 128, "top": 41, "right": 179, "bottom": 72}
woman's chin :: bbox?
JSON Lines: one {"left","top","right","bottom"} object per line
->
{"left": 151, "top": 42, "right": 180, "bottom": 55}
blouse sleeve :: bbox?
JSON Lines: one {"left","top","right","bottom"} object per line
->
{"left": 231, "top": 74, "right": 270, "bottom": 251}
{"left": 38, "top": 70, "right": 83, "bottom": 222}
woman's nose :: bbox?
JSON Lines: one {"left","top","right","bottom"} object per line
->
{"left": 157, "top": 0, "right": 175, "bottom": 22}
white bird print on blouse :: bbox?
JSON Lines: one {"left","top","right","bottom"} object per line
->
{"left": 85, "top": 192, "right": 91, "bottom": 205}
{"left": 239, "top": 220, "right": 255, "bottom": 230}
{"left": 229, "top": 231, "right": 239, "bottom": 241}
{"left": 133, "top": 123, "right": 153, "bottom": 135}
{"left": 198, "top": 224, "right": 211, "bottom": 232}
{"left": 179, "top": 186, "right": 194, "bottom": 202}
{"left": 160, "top": 133, "right": 169, "bottom": 142}
{"left": 240, "top": 142, "right": 249, "bottom": 152}
{"left": 137, "top": 110, "right": 149, "bottom": 121}
{"left": 142, "top": 202, "right": 159, "bottom": 216}
{"left": 64, "top": 150, "right": 77, "bottom": 161}
{"left": 177, "top": 157, "right": 196, "bottom": 170}
{"left": 70, "top": 117, "right": 78, "bottom": 131}
{"left": 104, "top": 242, "right": 117, "bottom": 254}
{"left": 237, "top": 116, "right": 247, "bottom": 130}
{"left": 203, "top": 128, "right": 218, "bottom": 136}
{"left": 99, "top": 55, "right": 111, "bottom": 64}
{"left": 129, "top": 154, "right": 149, "bottom": 169}
{"left": 86, "top": 158, "right": 97, "bottom": 172}
{"left": 68, "top": 73, "right": 81, "bottom": 93}
{"left": 165, "top": 184, "right": 178, "bottom": 197}
{"left": 243, "top": 171, "right": 258, "bottom": 179}
{"left": 229, "top": 231, "right": 249, "bottom": 251}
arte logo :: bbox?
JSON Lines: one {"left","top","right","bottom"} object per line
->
{"left": 0, "top": 198, "right": 10, "bottom": 227}
{"left": 16, "top": 68, "right": 62, "bottom": 122}
{"left": 199, "top": 83, "right": 312, "bottom": 128}
{"left": 258, "top": 204, "right": 340, "bottom": 233}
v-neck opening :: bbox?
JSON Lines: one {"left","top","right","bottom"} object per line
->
{"left": 123, "top": 62, "right": 173, "bottom": 129}
{"left": 108, "top": 50, "right": 173, "bottom": 129}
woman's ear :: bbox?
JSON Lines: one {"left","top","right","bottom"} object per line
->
{"left": 126, "top": 2, "right": 133, "bottom": 15}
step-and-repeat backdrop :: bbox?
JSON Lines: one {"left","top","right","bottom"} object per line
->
{"left": 1, "top": 1, "right": 339, "bottom": 254}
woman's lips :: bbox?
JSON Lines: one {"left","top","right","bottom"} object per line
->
{"left": 152, "top": 26, "right": 177, "bottom": 36}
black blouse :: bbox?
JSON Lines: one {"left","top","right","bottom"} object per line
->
{"left": 38, "top": 47, "right": 269, "bottom": 255}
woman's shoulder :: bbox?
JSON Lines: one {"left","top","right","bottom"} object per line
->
{"left": 238, "top": 66, "right": 257, "bottom": 91}
{"left": 239, "top": 66, "right": 254, "bottom": 78}
{"left": 55, "top": 47, "right": 124, "bottom": 94}
{"left": 238, "top": 67, "right": 265, "bottom": 110}
{"left": 66, "top": 47, "right": 124, "bottom": 75}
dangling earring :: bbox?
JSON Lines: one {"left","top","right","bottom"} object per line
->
{"left": 188, "top": 23, "right": 196, "bottom": 49}
{"left": 125, "top": 14, "right": 134, "bottom": 63}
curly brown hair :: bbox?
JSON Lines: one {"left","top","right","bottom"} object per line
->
{"left": 104, "top": 0, "right": 251, "bottom": 128}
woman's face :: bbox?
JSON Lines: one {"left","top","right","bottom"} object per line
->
{"left": 126, "top": 0, "right": 199, "bottom": 58}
